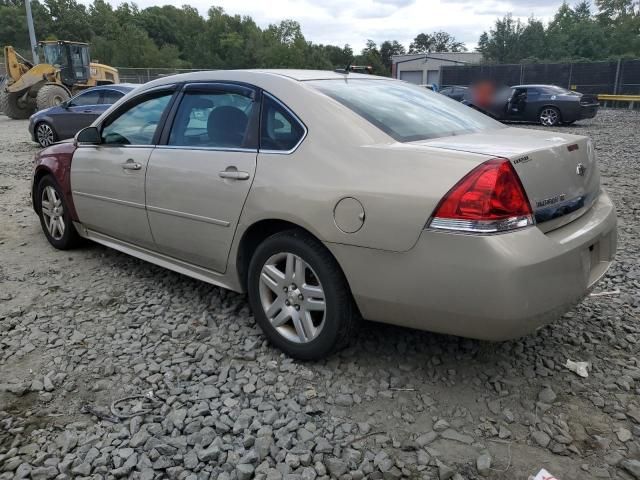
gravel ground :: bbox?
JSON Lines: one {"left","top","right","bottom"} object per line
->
{"left": 0, "top": 110, "right": 639, "bottom": 480}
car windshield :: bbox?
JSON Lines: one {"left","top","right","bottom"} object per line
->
{"left": 308, "top": 79, "right": 502, "bottom": 142}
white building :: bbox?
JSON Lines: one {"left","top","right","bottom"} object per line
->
{"left": 392, "top": 52, "right": 482, "bottom": 86}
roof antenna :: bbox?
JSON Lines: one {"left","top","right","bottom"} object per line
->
{"left": 334, "top": 61, "right": 352, "bottom": 74}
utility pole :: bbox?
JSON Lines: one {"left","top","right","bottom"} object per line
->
{"left": 25, "top": 0, "right": 39, "bottom": 64}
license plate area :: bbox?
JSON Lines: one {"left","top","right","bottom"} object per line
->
{"left": 584, "top": 228, "right": 616, "bottom": 287}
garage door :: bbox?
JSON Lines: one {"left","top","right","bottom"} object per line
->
{"left": 426, "top": 69, "right": 439, "bottom": 85}
{"left": 400, "top": 70, "right": 423, "bottom": 84}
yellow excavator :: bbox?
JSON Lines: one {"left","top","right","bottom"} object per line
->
{"left": 1, "top": 40, "right": 119, "bottom": 119}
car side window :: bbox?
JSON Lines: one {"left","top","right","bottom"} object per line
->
{"left": 70, "top": 90, "right": 101, "bottom": 107}
{"left": 101, "top": 92, "right": 173, "bottom": 145}
{"left": 168, "top": 91, "right": 257, "bottom": 149}
{"left": 101, "top": 90, "right": 125, "bottom": 105}
{"left": 527, "top": 88, "right": 540, "bottom": 97}
{"left": 260, "top": 94, "right": 305, "bottom": 152}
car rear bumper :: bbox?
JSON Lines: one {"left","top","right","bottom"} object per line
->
{"left": 578, "top": 104, "right": 599, "bottom": 119}
{"left": 327, "top": 190, "right": 617, "bottom": 341}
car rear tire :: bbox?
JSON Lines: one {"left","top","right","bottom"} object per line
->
{"left": 35, "top": 122, "right": 57, "bottom": 147}
{"left": 36, "top": 85, "right": 70, "bottom": 111}
{"left": 36, "top": 175, "right": 81, "bottom": 250}
{"left": 0, "top": 79, "right": 34, "bottom": 119}
{"left": 247, "top": 229, "right": 357, "bottom": 360}
{"left": 539, "top": 106, "right": 561, "bottom": 127}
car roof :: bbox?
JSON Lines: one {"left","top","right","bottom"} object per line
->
{"left": 142, "top": 69, "right": 386, "bottom": 88}
{"left": 512, "top": 84, "right": 564, "bottom": 89}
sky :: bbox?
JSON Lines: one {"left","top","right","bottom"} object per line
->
{"left": 89, "top": 0, "right": 568, "bottom": 51}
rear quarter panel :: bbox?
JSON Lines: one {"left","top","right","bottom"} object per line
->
{"left": 241, "top": 137, "right": 492, "bottom": 253}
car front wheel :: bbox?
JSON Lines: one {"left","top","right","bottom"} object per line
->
{"left": 36, "top": 175, "right": 81, "bottom": 250}
{"left": 247, "top": 229, "right": 356, "bottom": 360}
{"left": 539, "top": 107, "right": 561, "bottom": 126}
{"left": 36, "top": 122, "right": 57, "bottom": 147}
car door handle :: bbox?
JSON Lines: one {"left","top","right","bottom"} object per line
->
{"left": 83, "top": 110, "right": 93, "bottom": 113}
{"left": 121, "top": 160, "right": 142, "bottom": 171}
{"left": 219, "top": 170, "right": 250, "bottom": 180}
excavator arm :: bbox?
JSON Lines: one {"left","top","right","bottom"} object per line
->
{"left": 3, "top": 46, "right": 57, "bottom": 95}
{"left": 4, "top": 46, "right": 32, "bottom": 82}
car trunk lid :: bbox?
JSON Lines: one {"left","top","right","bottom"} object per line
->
{"left": 414, "top": 127, "right": 601, "bottom": 232}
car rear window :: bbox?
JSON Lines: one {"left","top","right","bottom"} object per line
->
{"left": 540, "top": 85, "right": 577, "bottom": 95}
{"left": 307, "top": 79, "right": 502, "bottom": 142}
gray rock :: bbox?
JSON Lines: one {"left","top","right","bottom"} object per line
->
{"left": 183, "top": 450, "right": 199, "bottom": 470}
{"left": 30, "top": 466, "right": 58, "bottom": 480}
{"left": 538, "top": 387, "right": 557, "bottom": 404}
{"left": 616, "top": 427, "right": 632, "bottom": 442}
{"left": 440, "top": 429, "right": 473, "bottom": 445}
{"left": 334, "top": 394, "right": 353, "bottom": 407}
{"left": 532, "top": 431, "right": 551, "bottom": 448}
{"left": 71, "top": 463, "right": 92, "bottom": 476}
{"left": 433, "top": 419, "right": 450, "bottom": 432}
{"left": 438, "top": 460, "right": 455, "bottom": 480}
{"left": 416, "top": 431, "right": 438, "bottom": 447}
{"left": 621, "top": 459, "right": 640, "bottom": 479}
{"left": 325, "top": 457, "right": 348, "bottom": 476}
{"left": 237, "top": 464, "right": 255, "bottom": 480}
{"left": 315, "top": 437, "right": 333, "bottom": 453}
{"left": 476, "top": 451, "right": 491, "bottom": 476}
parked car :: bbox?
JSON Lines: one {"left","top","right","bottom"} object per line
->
{"left": 31, "top": 70, "right": 616, "bottom": 359}
{"left": 419, "top": 84, "right": 438, "bottom": 92}
{"left": 465, "top": 84, "right": 599, "bottom": 126}
{"left": 28, "top": 84, "right": 136, "bottom": 147}
{"left": 439, "top": 85, "right": 469, "bottom": 101}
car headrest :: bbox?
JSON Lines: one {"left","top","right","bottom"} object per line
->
{"left": 207, "top": 106, "right": 248, "bottom": 148}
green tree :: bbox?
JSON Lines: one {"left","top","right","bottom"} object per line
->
{"left": 409, "top": 33, "right": 432, "bottom": 53}
{"left": 430, "top": 31, "right": 466, "bottom": 52}
{"left": 477, "top": 14, "right": 524, "bottom": 63}
{"left": 379, "top": 40, "right": 405, "bottom": 74}
{"left": 354, "top": 39, "right": 386, "bottom": 75}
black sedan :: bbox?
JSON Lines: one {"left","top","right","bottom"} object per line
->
{"left": 28, "top": 84, "right": 136, "bottom": 147}
{"left": 464, "top": 84, "right": 599, "bottom": 126}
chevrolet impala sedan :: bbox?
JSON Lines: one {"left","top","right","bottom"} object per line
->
{"left": 31, "top": 70, "right": 617, "bottom": 359}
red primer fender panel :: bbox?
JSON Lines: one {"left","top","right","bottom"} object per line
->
{"left": 32, "top": 142, "right": 79, "bottom": 221}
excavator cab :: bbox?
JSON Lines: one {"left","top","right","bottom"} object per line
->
{"left": 40, "top": 41, "right": 90, "bottom": 87}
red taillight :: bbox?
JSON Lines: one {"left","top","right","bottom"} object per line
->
{"left": 429, "top": 158, "right": 534, "bottom": 233}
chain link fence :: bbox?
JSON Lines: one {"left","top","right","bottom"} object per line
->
{"left": 116, "top": 67, "right": 208, "bottom": 84}
{"left": 441, "top": 59, "right": 640, "bottom": 95}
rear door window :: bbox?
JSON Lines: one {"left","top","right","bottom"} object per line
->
{"left": 71, "top": 90, "right": 101, "bottom": 106}
{"left": 260, "top": 94, "right": 306, "bottom": 152}
{"left": 168, "top": 89, "right": 257, "bottom": 149}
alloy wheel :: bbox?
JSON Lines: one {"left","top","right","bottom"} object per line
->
{"left": 540, "top": 108, "right": 559, "bottom": 126}
{"left": 41, "top": 185, "right": 65, "bottom": 240}
{"left": 258, "top": 252, "right": 326, "bottom": 343}
{"left": 36, "top": 123, "right": 55, "bottom": 147}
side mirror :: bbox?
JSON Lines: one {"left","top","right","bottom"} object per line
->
{"left": 74, "top": 126, "right": 101, "bottom": 146}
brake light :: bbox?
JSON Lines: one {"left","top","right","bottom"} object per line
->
{"left": 428, "top": 158, "right": 534, "bottom": 233}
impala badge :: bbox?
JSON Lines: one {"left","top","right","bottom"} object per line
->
{"left": 576, "top": 163, "right": 587, "bottom": 176}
